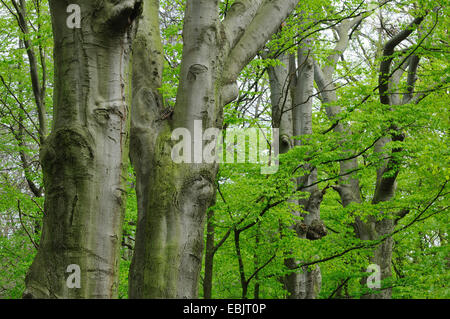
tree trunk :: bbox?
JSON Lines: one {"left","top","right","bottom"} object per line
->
{"left": 128, "top": 0, "right": 301, "bottom": 298}
{"left": 361, "top": 16, "right": 424, "bottom": 298}
{"left": 313, "top": 13, "right": 424, "bottom": 298}
{"left": 268, "top": 47, "right": 325, "bottom": 299}
{"left": 290, "top": 43, "right": 325, "bottom": 299}
{"left": 129, "top": 0, "right": 221, "bottom": 299}
{"left": 24, "top": 0, "right": 141, "bottom": 299}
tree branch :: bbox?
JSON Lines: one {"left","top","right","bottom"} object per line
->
{"left": 222, "top": 0, "right": 264, "bottom": 51}
{"left": 379, "top": 14, "right": 426, "bottom": 105}
{"left": 221, "top": 0, "right": 300, "bottom": 88}
{"left": 17, "top": 200, "right": 39, "bottom": 250}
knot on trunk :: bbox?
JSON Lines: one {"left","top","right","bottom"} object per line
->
{"left": 187, "top": 64, "right": 208, "bottom": 81}
{"left": 306, "top": 219, "right": 327, "bottom": 240}
{"left": 280, "top": 134, "right": 293, "bottom": 150}
{"left": 296, "top": 219, "right": 327, "bottom": 240}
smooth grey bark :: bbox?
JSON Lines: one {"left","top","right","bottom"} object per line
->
{"left": 313, "top": 14, "right": 364, "bottom": 209}
{"left": 268, "top": 53, "right": 297, "bottom": 298}
{"left": 268, "top": 46, "right": 326, "bottom": 299}
{"left": 290, "top": 43, "right": 326, "bottom": 299}
{"left": 24, "top": 0, "right": 141, "bottom": 299}
{"left": 268, "top": 53, "right": 293, "bottom": 154}
{"left": 128, "top": 0, "right": 301, "bottom": 298}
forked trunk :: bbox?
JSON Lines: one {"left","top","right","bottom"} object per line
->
{"left": 128, "top": 0, "right": 301, "bottom": 298}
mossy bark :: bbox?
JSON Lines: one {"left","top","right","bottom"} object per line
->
{"left": 129, "top": 0, "right": 222, "bottom": 298}
{"left": 128, "top": 0, "right": 301, "bottom": 298}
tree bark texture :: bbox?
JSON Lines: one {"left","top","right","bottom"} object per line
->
{"left": 268, "top": 47, "right": 325, "bottom": 299}
{"left": 24, "top": 0, "right": 141, "bottom": 299}
{"left": 129, "top": 0, "right": 300, "bottom": 298}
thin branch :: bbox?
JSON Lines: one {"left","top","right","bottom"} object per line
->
{"left": 17, "top": 200, "right": 39, "bottom": 250}
{"left": 246, "top": 252, "right": 277, "bottom": 286}
{"left": 328, "top": 277, "right": 350, "bottom": 299}
{"left": 291, "top": 181, "right": 448, "bottom": 270}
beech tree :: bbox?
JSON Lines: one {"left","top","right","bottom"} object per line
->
{"left": 315, "top": 9, "right": 429, "bottom": 298}
{"left": 128, "top": 0, "right": 301, "bottom": 299}
{"left": 268, "top": 46, "right": 327, "bottom": 298}
{"left": 24, "top": 0, "right": 142, "bottom": 298}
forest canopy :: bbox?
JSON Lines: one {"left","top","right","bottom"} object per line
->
{"left": 0, "top": 0, "right": 448, "bottom": 299}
